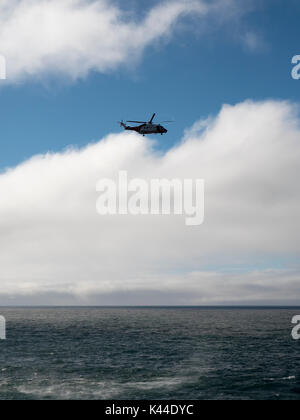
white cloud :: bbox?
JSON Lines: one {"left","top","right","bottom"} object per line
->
{"left": 0, "top": 99, "right": 300, "bottom": 304}
{"left": 242, "top": 31, "right": 267, "bottom": 52}
{"left": 0, "top": 0, "right": 251, "bottom": 82}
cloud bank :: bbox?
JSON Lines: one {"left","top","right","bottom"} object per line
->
{"left": 0, "top": 0, "right": 250, "bottom": 82}
{"left": 0, "top": 99, "right": 300, "bottom": 304}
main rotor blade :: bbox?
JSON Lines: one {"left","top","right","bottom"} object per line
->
{"left": 127, "top": 120, "right": 147, "bottom": 124}
{"left": 149, "top": 113, "right": 156, "bottom": 124}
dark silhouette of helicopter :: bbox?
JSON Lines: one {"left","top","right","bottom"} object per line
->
{"left": 120, "top": 113, "right": 172, "bottom": 136}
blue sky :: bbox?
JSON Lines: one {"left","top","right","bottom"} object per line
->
{"left": 0, "top": 0, "right": 299, "bottom": 169}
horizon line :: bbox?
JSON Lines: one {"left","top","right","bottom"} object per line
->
{"left": 0, "top": 305, "right": 300, "bottom": 309}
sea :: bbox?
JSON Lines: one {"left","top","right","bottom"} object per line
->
{"left": 0, "top": 307, "right": 299, "bottom": 400}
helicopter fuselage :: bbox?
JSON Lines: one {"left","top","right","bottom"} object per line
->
{"left": 123, "top": 123, "right": 167, "bottom": 136}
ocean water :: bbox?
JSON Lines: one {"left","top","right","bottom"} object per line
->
{"left": 0, "top": 307, "right": 299, "bottom": 400}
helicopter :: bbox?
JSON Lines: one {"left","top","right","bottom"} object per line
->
{"left": 119, "top": 113, "right": 172, "bottom": 136}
